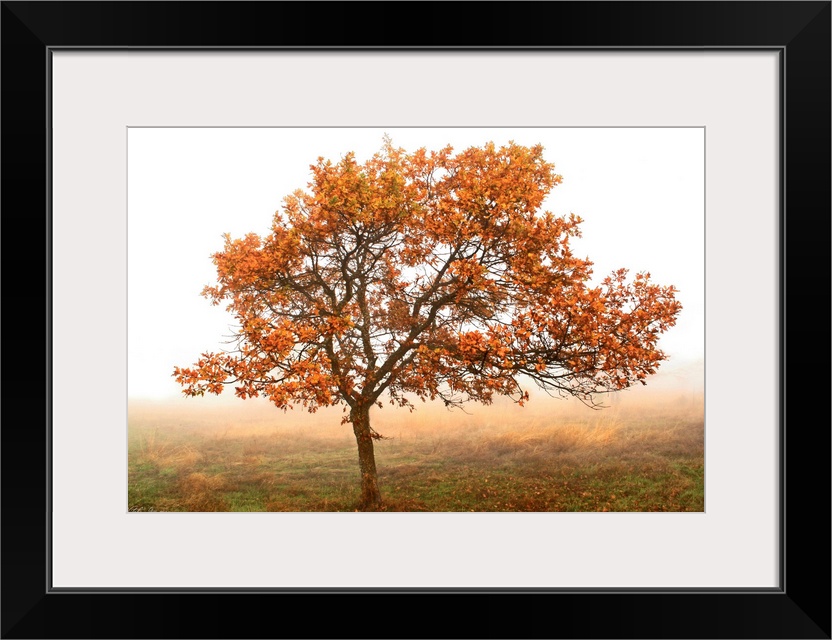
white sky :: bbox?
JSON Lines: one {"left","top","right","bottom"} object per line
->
{"left": 127, "top": 127, "right": 704, "bottom": 400}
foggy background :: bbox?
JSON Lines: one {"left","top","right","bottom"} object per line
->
{"left": 127, "top": 127, "right": 704, "bottom": 411}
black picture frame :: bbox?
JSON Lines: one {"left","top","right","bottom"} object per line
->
{"left": 2, "top": 2, "right": 829, "bottom": 638}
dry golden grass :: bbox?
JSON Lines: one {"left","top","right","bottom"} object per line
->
{"left": 128, "top": 388, "right": 704, "bottom": 512}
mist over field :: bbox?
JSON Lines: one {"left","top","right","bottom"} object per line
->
{"left": 128, "top": 359, "right": 704, "bottom": 512}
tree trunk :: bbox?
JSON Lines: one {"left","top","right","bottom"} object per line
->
{"left": 351, "top": 404, "right": 382, "bottom": 510}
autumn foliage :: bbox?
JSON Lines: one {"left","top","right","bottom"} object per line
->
{"left": 173, "top": 139, "right": 682, "bottom": 509}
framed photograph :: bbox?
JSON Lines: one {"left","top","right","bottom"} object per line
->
{"left": 3, "top": 2, "right": 829, "bottom": 638}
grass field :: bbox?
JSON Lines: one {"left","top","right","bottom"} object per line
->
{"left": 128, "top": 386, "right": 704, "bottom": 512}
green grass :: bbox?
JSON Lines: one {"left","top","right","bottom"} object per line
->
{"left": 128, "top": 395, "right": 704, "bottom": 512}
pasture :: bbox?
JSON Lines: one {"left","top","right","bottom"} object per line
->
{"left": 128, "top": 386, "right": 704, "bottom": 512}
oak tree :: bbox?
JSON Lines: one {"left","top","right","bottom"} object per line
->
{"left": 173, "top": 139, "right": 682, "bottom": 510}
